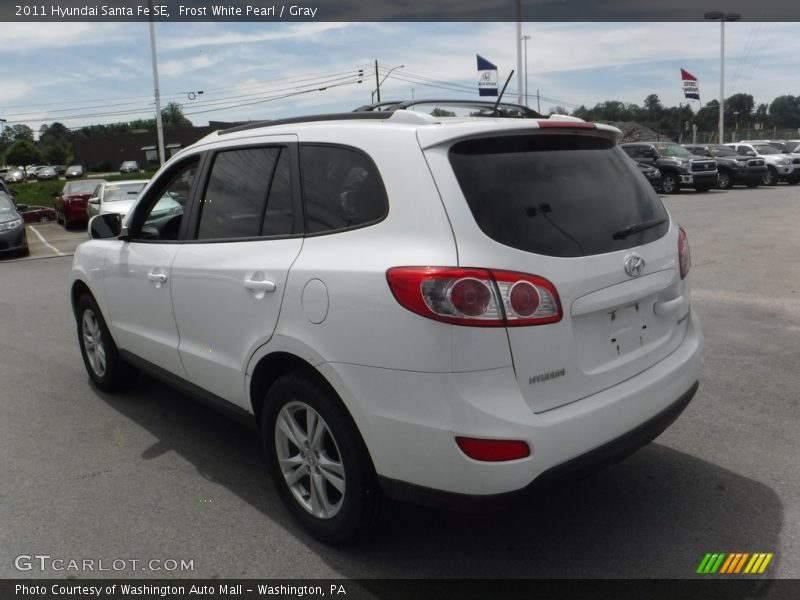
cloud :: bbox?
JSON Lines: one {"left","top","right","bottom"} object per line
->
{"left": 0, "top": 80, "right": 32, "bottom": 103}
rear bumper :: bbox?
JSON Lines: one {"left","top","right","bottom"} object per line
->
{"left": 65, "top": 202, "right": 88, "bottom": 222}
{"left": 380, "top": 380, "right": 698, "bottom": 510}
{"left": 322, "top": 311, "right": 703, "bottom": 499}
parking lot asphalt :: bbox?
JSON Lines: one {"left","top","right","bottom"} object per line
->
{"left": 0, "top": 185, "right": 798, "bottom": 583}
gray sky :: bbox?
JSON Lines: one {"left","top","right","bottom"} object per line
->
{"left": 1, "top": 21, "right": 796, "bottom": 133}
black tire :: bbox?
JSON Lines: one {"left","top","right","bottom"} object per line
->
{"left": 787, "top": 177, "right": 799, "bottom": 186}
{"left": 763, "top": 167, "right": 778, "bottom": 186}
{"left": 262, "top": 371, "right": 383, "bottom": 543}
{"left": 17, "top": 245, "right": 29, "bottom": 257}
{"left": 660, "top": 173, "right": 680, "bottom": 194}
{"left": 76, "top": 294, "right": 139, "bottom": 392}
{"left": 717, "top": 169, "right": 733, "bottom": 190}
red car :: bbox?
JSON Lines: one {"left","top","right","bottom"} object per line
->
{"left": 17, "top": 204, "right": 58, "bottom": 223}
{"left": 55, "top": 180, "right": 105, "bottom": 229}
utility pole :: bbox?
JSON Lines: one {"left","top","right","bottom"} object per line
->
{"left": 148, "top": 0, "right": 165, "bottom": 166}
{"left": 536, "top": 89, "right": 541, "bottom": 114}
{"left": 374, "top": 60, "right": 381, "bottom": 103}
{"left": 516, "top": 0, "right": 523, "bottom": 105}
{"left": 522, "top": 34, "right": 531, "bottom": 107}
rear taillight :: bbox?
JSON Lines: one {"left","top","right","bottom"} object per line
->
{"left": 386, "top": 267, "right": 562, "bottom": 327}
{"left": 455, "top": 437, "right": 531, "bottom": 461}
{"left": 678, "top": 226, "right": 691, "bottom": 279}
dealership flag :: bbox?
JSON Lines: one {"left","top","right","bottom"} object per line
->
{"left": 681, "top": 68, "right": 700, "bottom": 100}
{"left": 477, "top": 55, "right": 498, "bottom": 96}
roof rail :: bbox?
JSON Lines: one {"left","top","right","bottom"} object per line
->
{"left": 353, "top": 99, "right": 544, "bottom": 119}
{"left": 219, "top": 112, "right": 393, "bottom": 135}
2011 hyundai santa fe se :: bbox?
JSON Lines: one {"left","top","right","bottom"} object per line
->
{"left": 69, "top": 104, "right": 703, "bottom": 542}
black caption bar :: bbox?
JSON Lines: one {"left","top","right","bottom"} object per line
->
{"left": 3, "top": 579, "right": 798, "bottom": 600}
{"left": 0, "top": 0, "right": 798, "bottom": 22}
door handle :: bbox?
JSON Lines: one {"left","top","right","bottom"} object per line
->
{"left": 244, "top": 278, "right": 276, "bottom": 293}
{"left": 147, "top": 272, "right": 168, "bottom": 284}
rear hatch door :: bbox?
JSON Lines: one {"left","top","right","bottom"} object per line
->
{"left": 421, "top": 123, "right": 690, "bottom": 413}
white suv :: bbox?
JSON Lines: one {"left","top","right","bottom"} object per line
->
{"left": 70, "top": 109, "right": 703, "bottom": 542}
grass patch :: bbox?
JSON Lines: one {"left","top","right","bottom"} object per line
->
{"left": 8, "top": 180, "right": 63, "bottom": 208}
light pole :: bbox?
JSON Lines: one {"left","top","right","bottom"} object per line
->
{"left": 521, "top": 35, "right": 531, "bottom": 107}
{"left": 705, "top": 11, "right": 740, "bottom": 144}
{"left": 372, "top": 64, "right": 404, "bottom": 103}
{"left": 148, "top": 0, "right": 165, "bottom": 167}
{"left": 0, "top": 118, "right": 6, "bottom": 137}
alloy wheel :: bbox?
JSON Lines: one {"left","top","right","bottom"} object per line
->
{"left": 81, "top": 309, "right": 107, "bottom": 377}
{"left": 274, "top": 400, "right": 346, "bottom": 519}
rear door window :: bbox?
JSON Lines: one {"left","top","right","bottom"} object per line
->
{"left": 300, "top": 145, "right": 388, "bottom": 234}
{"left": 449, "top": 135, "right": 669, "bottom": 257}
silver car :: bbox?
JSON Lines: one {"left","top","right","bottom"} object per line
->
{"left": 4, "top": 169, "right": 26, "bottom": 183}
{"left": 87, "top": 180, "right": 150, "bottom": 219}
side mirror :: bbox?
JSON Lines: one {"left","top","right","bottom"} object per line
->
{"left": 9, "top": 190, "right": 17, "bottom": 197}
{"left": 746, "top": 151, "right": 756, "bottom": 157}
{"left": 16, "top": 203, "right": 29, "bottom": 212}
{"left": 88, "top": 213, "right": 125, "bottom": 240}
{"left": 88, "top": 197, "right": 100, "bottom": 204}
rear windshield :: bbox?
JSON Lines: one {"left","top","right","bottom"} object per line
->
{"left": 449, "top": 134, "right": 669, "bottom": 257}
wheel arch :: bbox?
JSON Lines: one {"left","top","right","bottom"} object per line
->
{"left": 71, "top": 279, "right": 94, "bottom": 318}
{"left": 249, "top": 351, "right": 351, "bottom": 431}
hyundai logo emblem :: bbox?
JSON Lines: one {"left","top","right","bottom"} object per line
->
{"left": 624, "top": 255, "right": 646, "bottom": 277}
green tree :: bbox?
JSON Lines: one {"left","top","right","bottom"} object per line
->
{"left": 768, "top": 95, "right": 800, "bottom": 129}
{"left": 4, "top": 140, "right": 43, "bottom": 167}
{"left": 161, "top": 102, "right": 193, "bottom": 128}
{"left": 8, "top": 124, "right": 35, "bottom": 142}
{"left": 39, "top": 122, "right": 71, "bottom": 146}
{"left": 42, "top": 142, "right": 70, "bottom": 165}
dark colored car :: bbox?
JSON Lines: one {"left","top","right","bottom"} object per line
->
{"left": 36, "top": 166, "right": 58, "bottom": 181}
{"left": 65, "top": 165, "right": 85, "bottom": 179}
{"left": 17, "top": 204, "right": 58, "bottom": 223}
{"left": 119, "top": 160, "right": 140, "bottom": 174}
{"left": 621, "top": 142, "right": 718, "bottom": 194}
{"left": 0, "top": 191, "right": 29, "bottom": 257}
{"left": 682, "top": 144, "right": 766, "bottom": 189}
{"left": 55, "top": 179, "right": 106, "bottom": 229}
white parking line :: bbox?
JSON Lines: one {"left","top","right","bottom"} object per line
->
{"left": 28, "top": 225, "right": 66, "bottom": 256}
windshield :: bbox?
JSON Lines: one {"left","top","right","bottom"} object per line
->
{"left": 653, "top": 143, "right": 692, "bottom": 158}
{"left": 104, "top": 182, "right": 147, "bottom": 202}
{"left": 753, "top": 144, "right": 780, "bottom": 155}
{"left": 707, "top": 146, "right": 738, "bottom": 157}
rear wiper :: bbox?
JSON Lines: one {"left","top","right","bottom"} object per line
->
{"left": 612, "top": 218, "right": 667, "bottom": 240}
